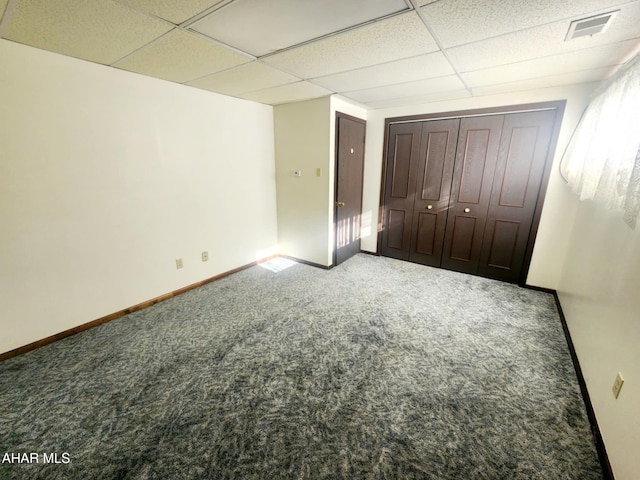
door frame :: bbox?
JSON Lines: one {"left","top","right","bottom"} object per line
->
{"left": 334, "top": 111, "right": 367, "bottom": 267}
{"left": 377, "top": 100, "right": 566, "bottom": 285}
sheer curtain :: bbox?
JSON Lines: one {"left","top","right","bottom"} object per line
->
{"left": 564, "top": 51, "right": 640, "bottom": 228}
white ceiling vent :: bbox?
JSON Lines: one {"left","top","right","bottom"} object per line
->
{"left": 565, "top": 11, "right": 619, "bottom": 41}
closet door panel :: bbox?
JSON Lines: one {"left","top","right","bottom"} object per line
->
{"left": 387, "top": 209, "right": 407, "bottom": 250}
{"left": 409, "top": 119, "right": 460, "bottom": 266}
{"left": 478, "top": 110, "right": 556, "bottom": 282}
{"left": 381, "top": 123, "right": 422, "bottom": 260}
{"left": 457, "top": 129, "right": 492, "bottom": 204}
{"left": 441, "top": 115, "right": 504, "bottom": 274}
{"left": 483, "top": 220, "right": 520, "bottom": 268}
{"left": 448, "top": 216, "right": 477, "bottom": 261}
{"left": 414, "top": 212, "right": 438, "bottom": 255}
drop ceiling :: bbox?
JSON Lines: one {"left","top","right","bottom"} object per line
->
{"left": 1, "top": 0, "right": 639, "bottom": 108}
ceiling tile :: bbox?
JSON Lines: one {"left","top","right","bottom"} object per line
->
{"left": 3, "top": 0, "right": 637, "bottom": 110}
{"left": 3, "top": 0, "right": 173, "bottom": 65}
{"left": 343, "top": 75, "right": 466, "bottom": 103}
{"left": 448, "top": 2, "right": 640, "bottom": 73}
{"left": 421, "top": 0, "right": 634, "bottom": 48}
{"left": 115, "top": 0, "right": 226, "bottom": 25}
{"left": 191, "top": 0, "right": 408, "bottom": 57}
{"left": 263, "top": 11, "right": 439, "bottom": 79}
{"left": 364, "top": 89, "right": 472, "bottom": 109}
{"left": 471, "top": 67, "right": 613, "bottom": 97}
{"left": 311, "top": 52, "right": 455, "bottom": 92}
{"left": 238, "top": 81, "right": 333, "bottom": 105}
{"left": 114, "top": 30, "right": 251, "bottom": 83}
{"left": 461, "top": 40, "right": 636, "bottom": 88}
{"left": 187, "top": 61, "right": 300, "bottom": 95}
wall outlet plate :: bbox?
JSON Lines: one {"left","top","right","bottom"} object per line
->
{"left": 612, "top": 372, "right": 624, "bottom": 399}
{"left": 202, "top": 251, "right": 209, "bottom": 262}
{"left": 176, "top": 258, "right": 183, "bottom": 269}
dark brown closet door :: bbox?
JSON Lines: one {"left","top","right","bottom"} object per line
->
{"left": 409, "top": 119, "right": 459, "bottom": 266}
{"left": 477, "top": 110, "right": 556, "bottom": 282}
{"left": 441, "top": 115, "right": 504, "bottom": 275}
{"left": 380, "top": 122, "right": 422, "bottom": 260}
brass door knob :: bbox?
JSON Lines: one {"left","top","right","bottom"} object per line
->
{"left": 336, "top": 201, "right": 345, "bottom": 207}
{"left": 464, "top": 207, "right": 471, "bottom": 213}
{"left": 426, "top": 205, "right": 433, "bottom": 210}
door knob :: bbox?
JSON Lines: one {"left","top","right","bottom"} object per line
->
{"left": 464, "top": 207, "right": 471, "bottom": 213}
{"left": 426, "top": 205, "right": 433, "bottom": 210}
{"left": 336, "top": 201, "right": 345, "bottom": 207}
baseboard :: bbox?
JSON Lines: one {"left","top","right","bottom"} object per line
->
{"left": 552, "top": 292, "right": 615, "bottom": 480}
{"left": 280, "top": 255, "right": 333, "bottom": 270}
{"left": 0, "top": 255, "right": 277, "bottom": 363}
{"left": 522, "top": 283, "right": 556, "bottom": 294}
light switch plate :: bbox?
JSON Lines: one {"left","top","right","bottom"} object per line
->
{"left": 612, "top": 372, "right": 624, "bottom": 399}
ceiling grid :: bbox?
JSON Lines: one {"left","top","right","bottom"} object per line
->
{"left": 0, "top": 0, "right": 638, "bottom": 107}
{"left": 406, "top": 0, "right": 473, "bottom": 95}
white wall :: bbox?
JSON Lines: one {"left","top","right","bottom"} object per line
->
{"left": 361, "top": 84, "right": 597, "bottom": 289}
{"left": 274, "top": 96, "right": 367, "bottom": 267}
{"left": 0, "top": 39, "right": 278, "bottom": 355}
{"left": 274, "top": 97, "right": 331, "bottom": 266}
{"left": 557, "top": 201, "right": 640, "bottom": 480}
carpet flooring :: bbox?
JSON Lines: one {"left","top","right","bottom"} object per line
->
{"left": 0, "top": 254, "right": 603, "bottom": 479}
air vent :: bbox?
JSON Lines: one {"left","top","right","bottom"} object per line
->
{"left": 565, "top": 11, "right": 619, "bottom": 40}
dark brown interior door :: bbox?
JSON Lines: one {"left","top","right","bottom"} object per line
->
{"left": 409, "top": 119, "right": 460, "bottom": 266}
{"left": 477, "top": 110, "right": 556, "bottom": 282}
{"left": 441, "top": 115, "right": 505, "bottom": 275}
{"left": 334, "top": 113, "right": 366, "bottom": 266}
{"left": 380, "top": 122, "right": 422, "bottom": 261}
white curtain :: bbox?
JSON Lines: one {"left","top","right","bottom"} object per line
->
{"left": 564, "top": 51, "right": 640, "bottom": 228}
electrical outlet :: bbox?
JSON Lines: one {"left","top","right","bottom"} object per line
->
{"left": 176, "top": 258, "right": 183, "bottom": 269}
{"left": 612, "top": 372, "right": 624, "bottom": 399}
{"left": 202, "top": 251, "right": 209, "bottom": 262}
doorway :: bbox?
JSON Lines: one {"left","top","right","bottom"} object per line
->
{"left": 334, "top": 112, "right": 366, "bottom": 266}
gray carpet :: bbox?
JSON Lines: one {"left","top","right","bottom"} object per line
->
{"left": 0, "top": 254, "right": 602, "bottom": 479}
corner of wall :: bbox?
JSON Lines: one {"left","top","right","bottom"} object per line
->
{"left": 273, "top": 98, "right": 332, "bottom": 266}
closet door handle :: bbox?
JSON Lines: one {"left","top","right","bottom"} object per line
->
{"left": 426, "top": 205, "right": 433, "bottom": 210}
{"left": 464, "top": 207, "right": 471, "bottom": 213}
